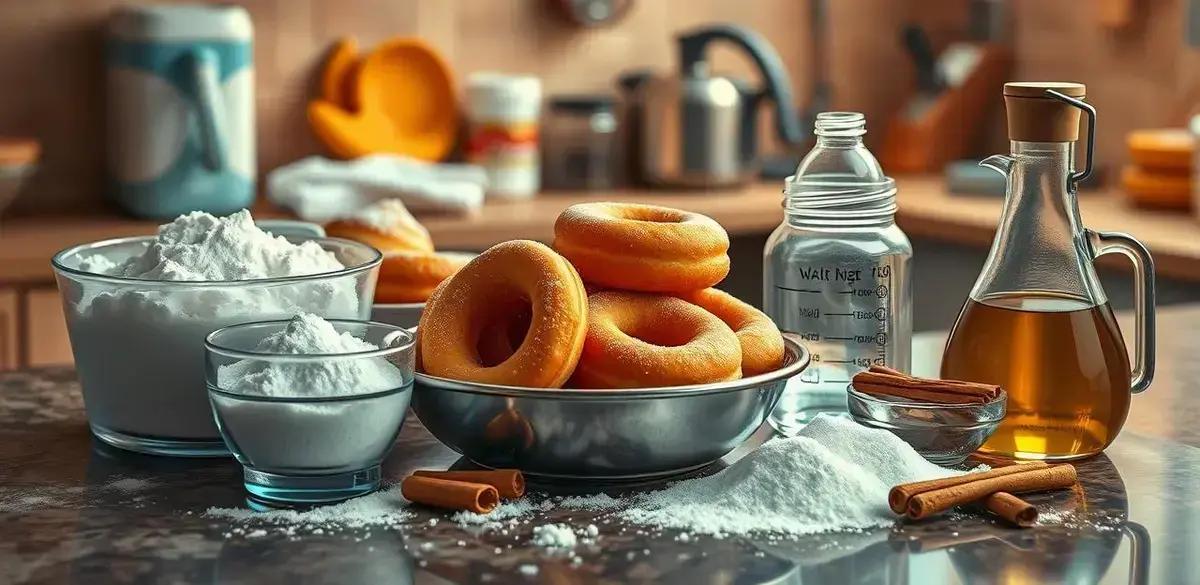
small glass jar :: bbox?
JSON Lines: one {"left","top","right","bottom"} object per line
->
{"left": 542, "top": 95, "right": 619, "bottom": 190}
{"left": 764, "top": 112, "right": 913, "bottom": 435}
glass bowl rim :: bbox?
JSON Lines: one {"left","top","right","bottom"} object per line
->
{"left": 846, "top": 384, "right": 1008, "bottom": 413}
{"left": 205, "top": 318, "right": 415, "bottom": 361}
{"left": 51, "top": 234, "right": 383, "bottom": 286}
{"left": 207, "top": 380, "right": 411, "bottom": 404}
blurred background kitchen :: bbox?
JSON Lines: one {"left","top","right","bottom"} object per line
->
{"left": 1, "top": 0, "right": 1198, "bottom": 370}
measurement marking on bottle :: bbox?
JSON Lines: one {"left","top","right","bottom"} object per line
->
{"left": 825, "top": 312, "right": 853, "bottom": 316}
{"left": 826, "top": 336, "right": 854, "bottom": 341}
{"left": 776, "top": 285, "right": 822, "bottom": 294}
{"left": 824, "top": 359, "right": 855, "bottom": 364}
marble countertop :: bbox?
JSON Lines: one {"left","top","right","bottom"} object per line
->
{"left": 5, "top": 306, "right": 1200, "bottom": 584}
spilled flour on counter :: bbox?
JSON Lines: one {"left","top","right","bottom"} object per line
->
{"left": 616, "top": 415, "right": 962, "bottom": 536}
{"left": 205, "top": 485, "right": 412, "bottom": 535}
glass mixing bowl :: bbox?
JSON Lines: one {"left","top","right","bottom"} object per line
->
{"left": 205, "top": 319, "right": 414, "bottom": 505}
{"left": 51, "top": 235, "right": 381, "bottom": 457}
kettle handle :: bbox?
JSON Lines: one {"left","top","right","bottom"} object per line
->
{"left": 185, "top": 47, "right": 229, "bottom": 172}
{"left": 678, "top": 25, "right": 803, "bottom": 145}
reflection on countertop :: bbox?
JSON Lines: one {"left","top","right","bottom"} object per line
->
{"left": 6, "top": 305, "right": 1200, "bottom": 584}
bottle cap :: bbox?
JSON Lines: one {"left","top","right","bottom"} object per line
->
{"left": 1003, "top": 82, "right": 1086, "bottom": 142}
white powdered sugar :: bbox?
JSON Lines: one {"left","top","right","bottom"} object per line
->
{"left": 63, "top": 210, "right": 365, "bottom": 441}
{"left": 618, "top": 415, "right": 960, "bottom": 536}
{"left": 102, "top": 210, "right": 345, "bottom": 281}
{"left": 348, "top": 198, "right": 429, "bottom": 239}
{"left": 531, "top": 524, "right": 578, "bottom": 549}
{"left": 217, "top": 313, "right": 404, "bottom": 397}
{"left": 212, "top": 314, "right": 409, "bottom": 468}
{"left": 205, "top": 485, "right": 413, "bottom": 534}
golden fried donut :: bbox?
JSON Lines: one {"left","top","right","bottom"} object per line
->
{"left": 418, "top": 240, "right": 587, "bottom": 388}
{"left": 680, "top": 288, "right": 785, "bottom": 376}
{"left": 553, "top": 202, "right": 730, "bottom": 293}
{"left": 325, "top": 199, "right": 434, "bottom": 254}
{"left": 570, "top": 291, "right": 742, "bottom": 389}
{"left": 375, "top": 251, "right": 472, "bottom": 303}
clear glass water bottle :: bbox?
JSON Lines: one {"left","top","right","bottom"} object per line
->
{"left": 764, "top": 112, "right": 913, "bottom": 435}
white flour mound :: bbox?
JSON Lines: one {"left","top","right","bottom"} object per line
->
{"left": 619, "top": 415, "right": 959, "bottom": 536}
{"left": 104, "top": 209, "right": 344, "bottom": 281}
{"left": 217, "top": 313, "right": 404, "bottom": 397}
{"left": 65, "top": 210, "right": 363, "bottom": 440}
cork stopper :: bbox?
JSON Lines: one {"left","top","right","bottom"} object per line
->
{"left": 1003, "top": 82, "right": 1086, "bottom": 142}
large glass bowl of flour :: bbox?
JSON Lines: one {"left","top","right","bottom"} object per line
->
{"left": 51, "top": 211, "right": 382, "bottom": 457}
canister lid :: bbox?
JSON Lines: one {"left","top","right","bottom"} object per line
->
{"left": 1003, "top": 82, "right": 1086, "bottom": 98}
{"left": 1003, "top": 82, "right": 1087, "bottom": 142}
{"left": 109, "top": 5, "right": 252, "bottom": 43}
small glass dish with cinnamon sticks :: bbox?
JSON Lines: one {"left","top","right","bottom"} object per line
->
{"left": 847, "top": 366, "right": 1006, "bottom": 465}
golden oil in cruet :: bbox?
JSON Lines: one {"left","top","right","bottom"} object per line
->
{"left": 940, "top": 82, "right": 1155, "bottom": 461}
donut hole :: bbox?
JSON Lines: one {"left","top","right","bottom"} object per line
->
{"left": 616, "top": 206, "right": 686, "bottom": 224}
{"left": 622, "top": 320, "right": 694, "bottom": 348}
{"left": 474, "top": 296, "right": 533, "bottom": 367}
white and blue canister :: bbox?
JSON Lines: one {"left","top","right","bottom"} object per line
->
{"left": 106, "top": 5, "right": 254, "bottom": 218}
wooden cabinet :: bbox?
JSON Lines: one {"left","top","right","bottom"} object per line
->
{"left": 0, "top": 286, "right": 73, "bottom": 370}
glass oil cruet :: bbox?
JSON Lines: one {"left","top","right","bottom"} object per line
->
{"left": 941, "top": 82, "right": 1156, "bottom": 461}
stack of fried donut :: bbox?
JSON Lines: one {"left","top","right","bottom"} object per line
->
{"left": 418, "top": 202, "right": 786, "bottom": 389}
{"left": 325, "top": 199, "right": 471, "bottom": 303}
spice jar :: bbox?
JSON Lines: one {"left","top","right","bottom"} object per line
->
{"left": 542, "top": 95, "right": 619, "bottom": 190}
{"left": 465, "top": 73, "right": 542, "bottom": 199}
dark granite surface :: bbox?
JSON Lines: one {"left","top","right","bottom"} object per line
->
{"left": 5, "top": 306, "right": 1200, "bottom": 584}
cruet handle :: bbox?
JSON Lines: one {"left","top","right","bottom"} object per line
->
{"left": 1089, "top": 230, "right": 1156, "bottom": 394}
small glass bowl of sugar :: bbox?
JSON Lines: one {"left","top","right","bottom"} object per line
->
{"left": 205, "top": 317, "right": 414, "bottom": 506}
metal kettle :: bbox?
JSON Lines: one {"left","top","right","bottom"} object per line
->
{"left": 622, "top": 24, "right": 803, "bottom": 187}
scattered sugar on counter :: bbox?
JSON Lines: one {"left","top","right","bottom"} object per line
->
{"left": 531, "top": 524, "right": 578, "bottom": 549}
{"left": 616, "top": 415, "right": 962, "bottom": 536}
{"left": 213, "top": 313, "right": 407, "bottom": 468}
{"left": 205, "top": 485, "right": 412, "bottom": 534}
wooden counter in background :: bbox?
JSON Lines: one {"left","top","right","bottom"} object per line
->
{"left": 3, "top": 176, "right": 1198, "bottom": 284}
{"left": 0, "top": 176, "right": 1197, "bottom": 368}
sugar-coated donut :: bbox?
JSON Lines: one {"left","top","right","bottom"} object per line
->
{"left": 680, "top": 288, "right": 785, "bottom": 376}
{"left": 571, "top": 291, "right": 742, "bottom": 389}
{"left": 418, "top": 240, "right": 587, "bottom": 388}
{"left": 553, "top": 202, "right": 730, "bottom": 293}
{"left": 325, "top": 199, "right": 434, "bottom": 254}
{"left": 375, "top": 251, "right": 472, "bottom": 303}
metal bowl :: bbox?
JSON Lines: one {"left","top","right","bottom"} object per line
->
{"left": 411, "top": 335, "right": 809, "bottom": 481}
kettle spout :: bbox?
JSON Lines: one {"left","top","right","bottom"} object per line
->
{"left": 979, "top": 154, "right": 1015, "bottom": 177}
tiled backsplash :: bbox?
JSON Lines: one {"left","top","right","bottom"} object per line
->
{"left": 0, "top": 0, "right": 1195, "bottom": 215}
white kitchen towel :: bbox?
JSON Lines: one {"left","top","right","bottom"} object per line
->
{"left": 267, "top": 155, "right": 487, "bottom": 222}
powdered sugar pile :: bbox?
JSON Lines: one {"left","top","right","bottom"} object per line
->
{"left": 531, "top": 524, "right": 578, "bottom": 549}
{"left": 348, "top": 199, "right": 430, "bottom": 240}
{"left": 618, "top": 415, "right": 960, "bottom": 536}
{"left": 97, "top": 209, "right": 344, "bottom": 281}
{"left": 217, "top": 313, "right": 405, "bottom": 397}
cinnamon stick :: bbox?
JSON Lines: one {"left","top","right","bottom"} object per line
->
{"left": 984, "top": 492, "right": 1038, "bottom": 528}
{"left": 907, "top": 464, "right": 1077, "bottom": 520}
{"left": 852, "top": 367, "right": 1002, "bottom": 404}
{"left": 854, "top": 382, "right": 993, "bottom": 404}
{"left": 888, "top": 462, "right": 1050, "bottom": 513}
{"left": 400, "top": 476, "right": 499, "bottom": 514}
{"left": 412, "top": 469, "right": 526, "bottom": 499}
